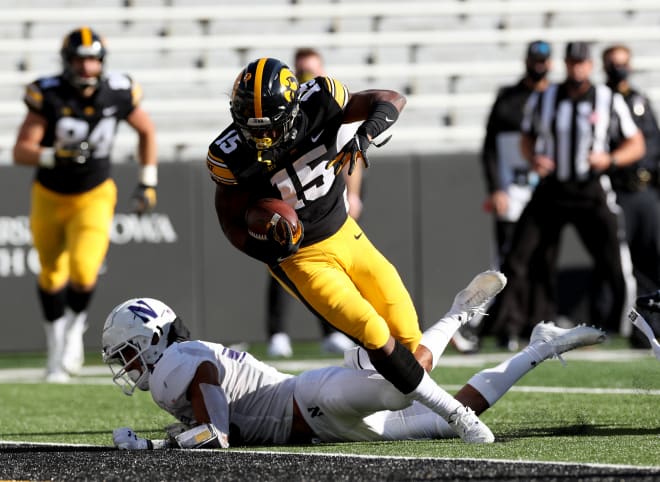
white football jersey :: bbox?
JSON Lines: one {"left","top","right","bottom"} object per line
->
{"left": 149, "top": 340, "right": 296, "bottom": 444}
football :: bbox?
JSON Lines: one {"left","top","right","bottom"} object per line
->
{"left": 245, "top": 198, "right": 300, "bottom": 241}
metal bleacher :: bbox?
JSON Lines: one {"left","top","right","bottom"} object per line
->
{"left": 1, "top": 0, "right": 660, "bottom": 163}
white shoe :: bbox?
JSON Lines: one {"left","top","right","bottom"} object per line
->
{"left": 451, "top": 329, "right": 479, "bottom": 354}
{"left": 447, "top": 405, "right": 494, "bottom": 443}
{"left": 62, "top": 310, "right": 87, "bottom": 375}
{"left": 44, "top": 318, "right": 70, "bottom": 383}
{"left": 45, "top": 369, "right": 70, "bottom": 383}
{"left": 530, "top": 321, "right": 606, "bottom": 364}
{"left": 321, "top": 332, "right": 355, "bottom": 354}
{"left": 448, "top": 270, "right": 507, "bottom": 324}
{"left": 267, "top": 333, "right": 293, "bottom": 358}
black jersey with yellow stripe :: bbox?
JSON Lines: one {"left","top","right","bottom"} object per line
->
{"left": 24, "top": 73, "right": 140, "bottom": 194}
{"left": 207, "top": 76, "right": 355, "bottom": 246}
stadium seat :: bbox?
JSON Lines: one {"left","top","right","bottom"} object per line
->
{"left": 0, "top": 1, "right": 659, "bottom": 160}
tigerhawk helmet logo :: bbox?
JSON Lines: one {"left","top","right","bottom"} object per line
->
{"left": 280, "top": 68, "right": 298, "bottom": 103}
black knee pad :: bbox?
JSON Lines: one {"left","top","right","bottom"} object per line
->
{"left": 370, "top": 340, "right": 425, "bottom": 394}
{"left": 37, "top": 286, "right": 66, "bottom": 322}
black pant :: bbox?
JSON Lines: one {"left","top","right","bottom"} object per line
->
{"left": 481, "top": 219, "right": 558, "bottom": 341}
{"left": 616, "top": 188, "right": 660, "bottom": 291}
{"left": 492, "top": 177, "right": 627, "bottom": 337}
{"left": 614, "top": 187, "right": 660, "bottom": 347}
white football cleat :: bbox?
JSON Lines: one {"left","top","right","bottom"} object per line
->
{"left": 45, "top": 370, "right": 70, "bottom": 384}
{"left": 62, "top": 310, "right": 87, "bottom": 375}
{"left": 44, "top": 318, "right": 70, "bottom": 383}
{"left": 267, "top": 332, "right": 293, "bottom": 358}
{"left": 448, "top": 405, "right": 494, "bottom": 443}
{"left": 447, "top": 270, "right": 507, "bottom": 324}
{"left": 530, "top": 321, "right": 606, "bottom": 364}
{"left": 451, "top": 326, "right": 480, "bottom": 354}
{"left": 321, "top": 332, "right": 355, "bottom": 354}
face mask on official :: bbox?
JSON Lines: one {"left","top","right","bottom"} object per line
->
{"left": 526, "top": 63, "right": 549, "bottom": 82}
{"left": 605, "top": 64, "right": 630, "bottom": 85}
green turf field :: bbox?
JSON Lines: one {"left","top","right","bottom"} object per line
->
{"left": 1, "top": 340, "right": 659, "bottom": 467}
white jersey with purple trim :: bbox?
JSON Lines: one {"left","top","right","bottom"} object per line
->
{"left": 149, "top": 340, "right": 296, "bottom": 444}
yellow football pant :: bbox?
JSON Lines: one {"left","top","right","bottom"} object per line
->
{"left": 30, "top": 179, "right": 117, "bottom": 292}
{"left": 271, "top": 216, "right": 422, "bottom": 351}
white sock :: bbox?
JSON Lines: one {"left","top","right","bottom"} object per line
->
{"left": 66, "top": 309, "right": 88, "bottom": 332}
{"left": 466, "top": 341, "right": 550, "bottom": 406}
{"left": 411, "top": 371, "right": 462, "bottom": 419}
{"left": 420, "top": 312, "right": 461, "bottom": 370}
{"left": 43, "top": 316, "right": 68, "bottom": 373}
{"left": 381, "top": 402, "right": 456, "bottom": 440}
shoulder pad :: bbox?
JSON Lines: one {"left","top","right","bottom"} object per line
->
{"left": 321, "top": 76, "right": 350, "bottom": 109}
{"left": 107, "top": 72, "right": 142, "bottom": 106}
{"left": 24, "top": 76, "right": 60, "bottom": 111}
{"left": 131, "top": 81, "right": 143, "bottom": 106}
{"left": 24, "top": 82, "right": 44, "bottom": 111}
{"left": 207, "top": 148, "right": 238, "bottom": 185}
{"left": 38, "top": 76, "right": 61, "bottom": 90}
{"left": 105, "top": 72, "right": 132, "bottom": 90}
{"left": 151, "top": 342, "right": 213, "bottom": 403}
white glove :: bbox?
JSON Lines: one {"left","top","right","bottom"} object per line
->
{"left": 113, "top": 427, "right": 150, "bottom": 450}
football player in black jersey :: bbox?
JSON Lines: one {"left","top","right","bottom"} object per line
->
{"left": 12, "top": 26, "right": 158, "bottom": 383}
{"left": 265, "top": 47, "right": 358, "bottom": 358}
{"left": 207, "top": 57, "right": 501, "bottom": 440}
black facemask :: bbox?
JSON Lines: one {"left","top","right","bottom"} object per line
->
{"left": 566, "top": 77, "right": 588, "bottom": 89}
{"left": 526, "top": 65, "right": 548, "bottom": 82}
{"left": 606, "top": 65, "right": 629, "bottom": 85}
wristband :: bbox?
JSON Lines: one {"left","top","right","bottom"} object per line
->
{"left": 150, "top": 439, "right": 170, "bottom": 450}
{"left": 135, "top": 438, "right": 150, "bottom": 450}
{"left": 174, "top": 423, "right": 223, "bottom": 449}
{"left": 139, "top": 164, "right": 158, "bottom": 187}
{"left": 38, "top": 148, "right": 56, "bottom": 168}
{"left": 610, "top": 154, "right": 618, "bottom": 167}
{"left": 358, "top": 101, "right": 400, "bottom": 140}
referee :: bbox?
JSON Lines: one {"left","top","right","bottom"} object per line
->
{"left": 491, "top": 41, "right": 645, "bottom": 340}
{"left": 479, "top": 40, "right": 556, "bottom": 351}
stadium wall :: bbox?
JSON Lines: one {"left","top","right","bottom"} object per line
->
{"left": 0, "top": 154, "right": 592, "bottom": 352}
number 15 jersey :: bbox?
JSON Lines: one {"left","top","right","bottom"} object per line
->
{"left": 206, "top": 76, "right": 356, "bottom": 246}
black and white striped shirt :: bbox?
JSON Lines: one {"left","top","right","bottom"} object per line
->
{"left": 521, "top": 83, "right": 638, "bottom": 182}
